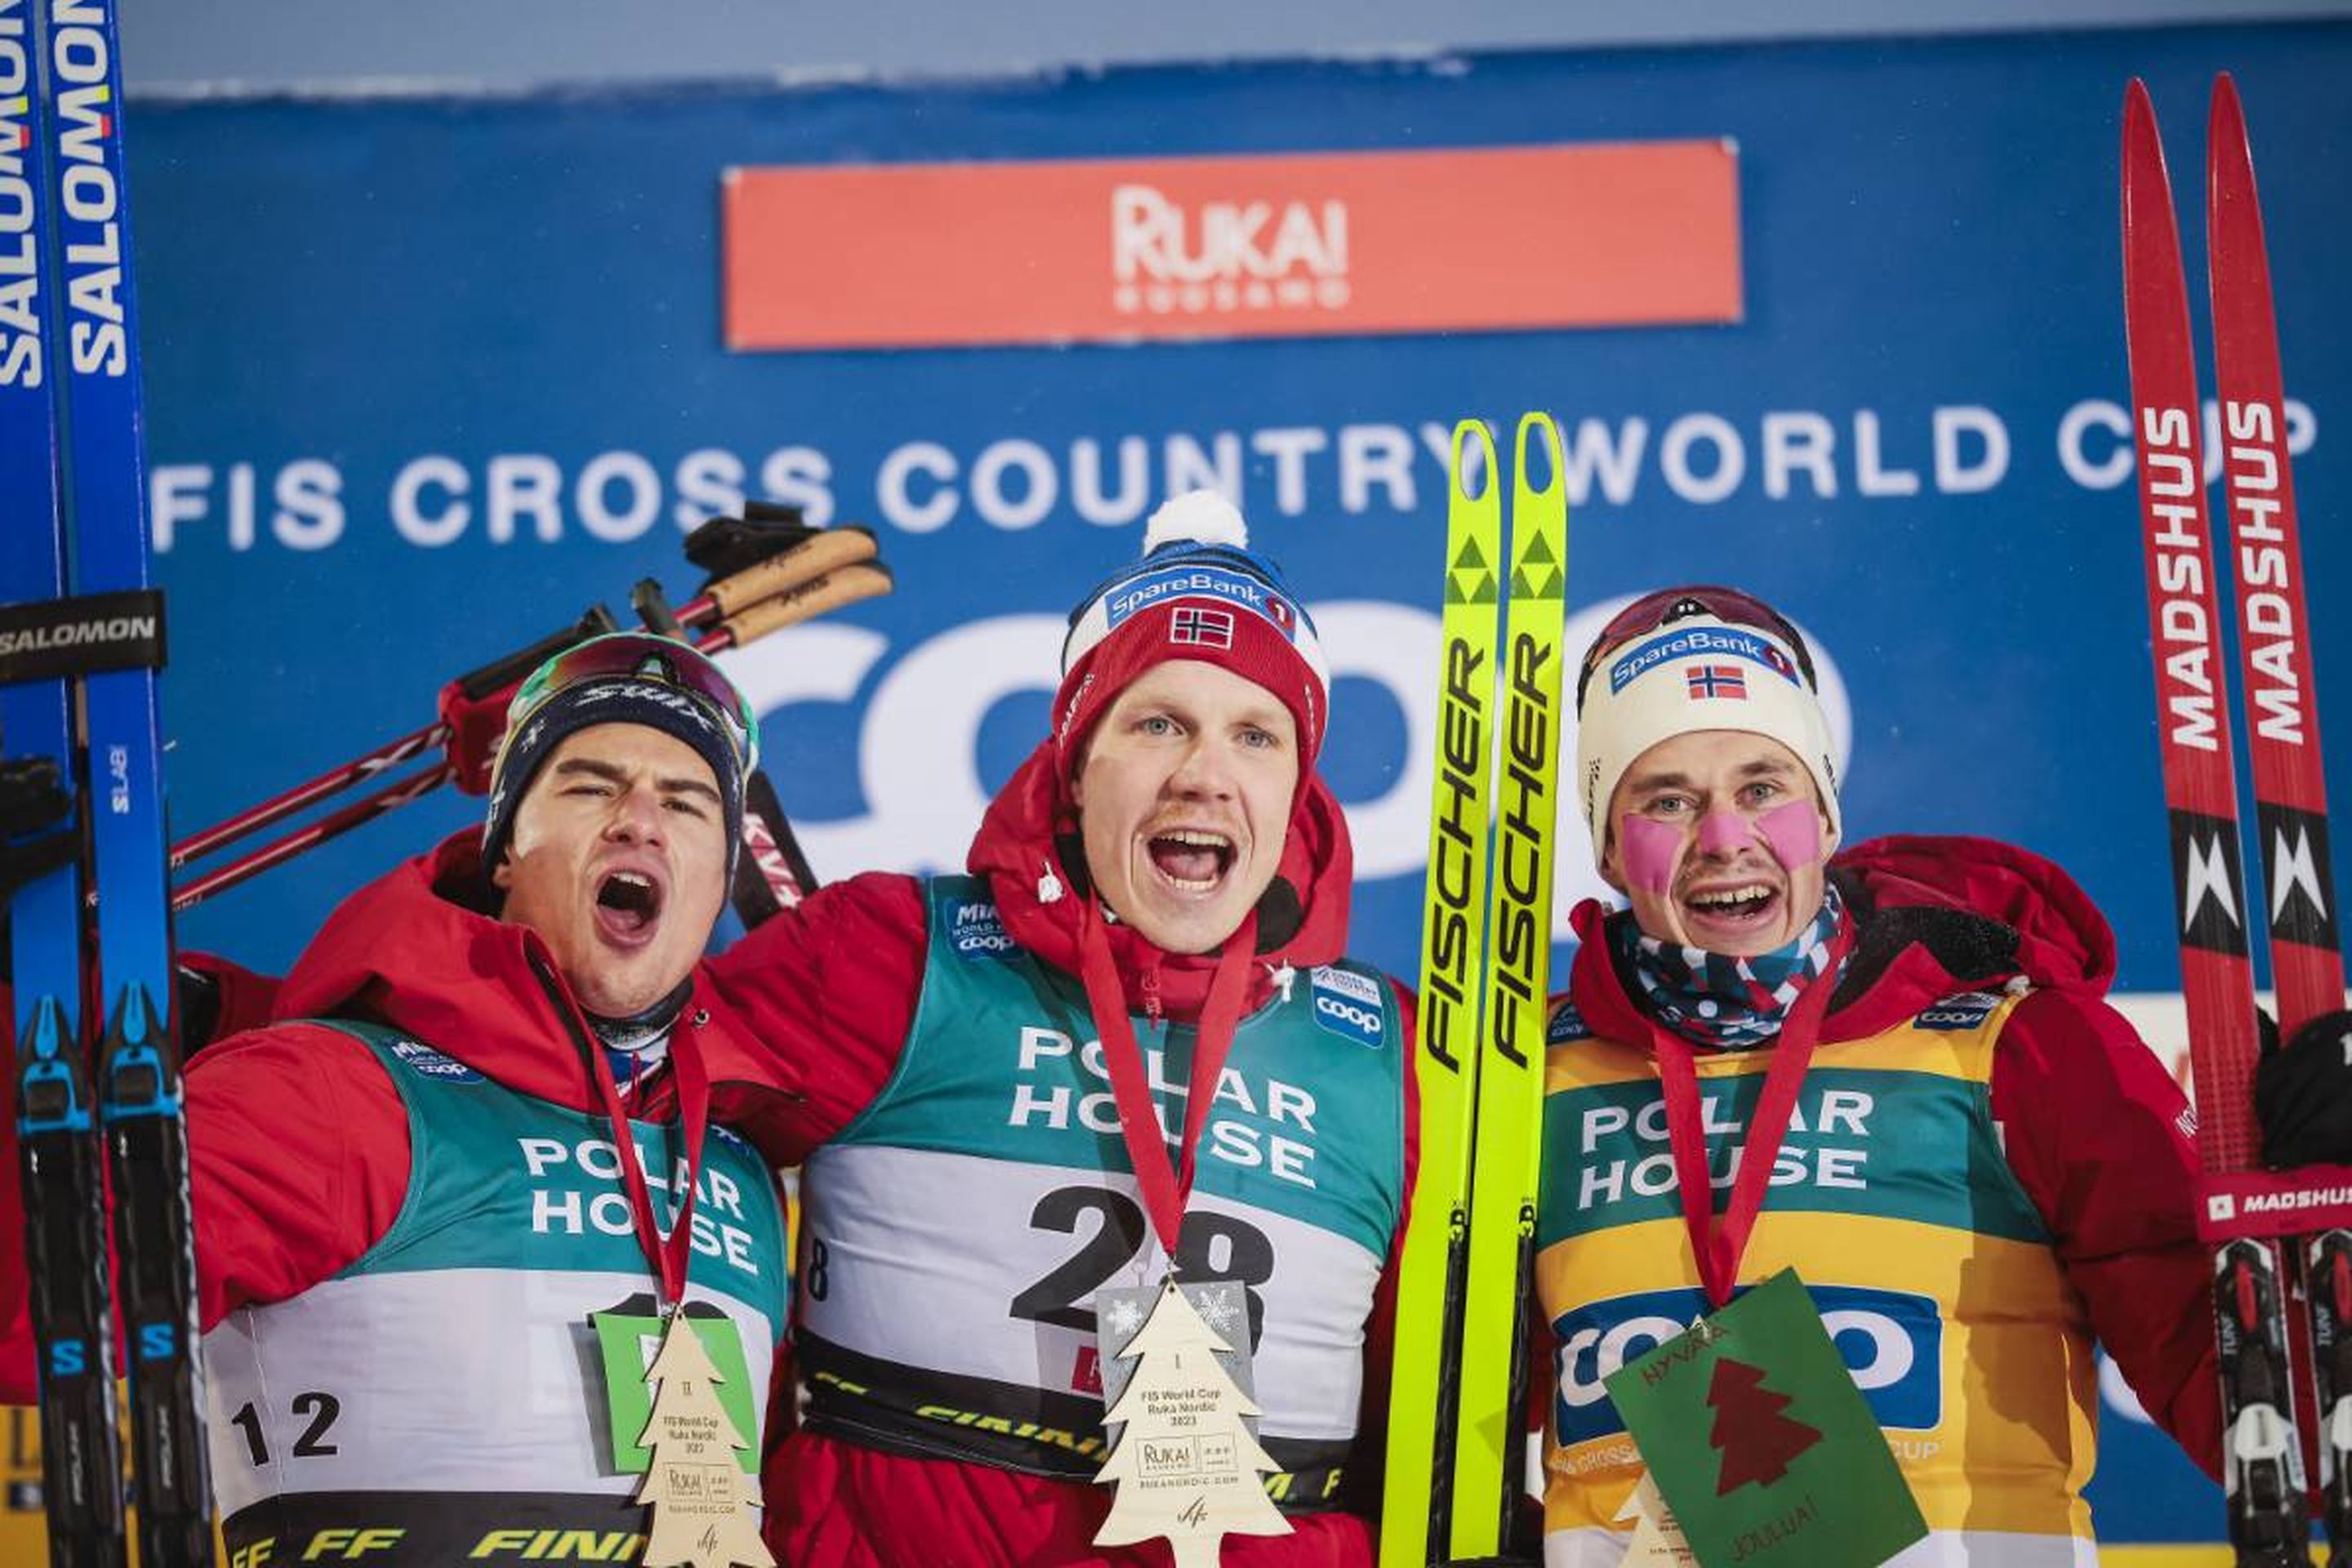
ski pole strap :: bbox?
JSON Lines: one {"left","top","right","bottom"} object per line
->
{"left": 0, "top": 588, "right": 166, "bottom": 686}
{"left": 1651, "top": 930, "right": 1849, "bottom": 1309}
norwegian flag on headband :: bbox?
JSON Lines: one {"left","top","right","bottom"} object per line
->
{"left": 1686, "top": 663, "right": 1748, "bottom": 701}
{"left": 1169, "top": 605, "right": 1237, "bottom": 650}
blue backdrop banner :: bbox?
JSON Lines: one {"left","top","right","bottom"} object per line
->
{"left": 124, "top": 20, "right": 2352, "bottom": 1548}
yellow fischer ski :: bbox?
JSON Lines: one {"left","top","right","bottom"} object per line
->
{"left": 1381, "top": 420, "right": 1503, "bottom": 1568}
{"left": 1448, "top": 412, "right": 1567, "bottom": 1559}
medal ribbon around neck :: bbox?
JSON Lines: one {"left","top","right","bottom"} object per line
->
{"left": 584, "top": 1004, "right": 712, "bottom": 1310}
{"left": 1650, "top": 926, "right": 1852, "bottom": 1309}
{"left": 1076, "top": 901, "right": 1260, "bottom": 1262}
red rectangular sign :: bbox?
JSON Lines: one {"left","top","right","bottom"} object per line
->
{"left": 723, "top": 140, "right": 1742, "bottom": 352}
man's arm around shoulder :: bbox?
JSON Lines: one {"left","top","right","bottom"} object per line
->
{"left": 1992, "top": 987, "right": 2221, "bottom": 1478}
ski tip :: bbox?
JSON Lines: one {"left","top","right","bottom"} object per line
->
{"left": 2209, "top": 71, "right": 2246, "bottom": 144}
{"left": 1512, "top": 412, "right": 1563, "bottom": 492}
{"left": 1449, "top": 420, "right": 1499, "bottom": 502}
{"left": 2122, "top": 80, "right": 2161, "bottom": 172}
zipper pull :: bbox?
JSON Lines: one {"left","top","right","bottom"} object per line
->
{"left": 1139, "top": 964, "right": 1163, "bottom": 1022}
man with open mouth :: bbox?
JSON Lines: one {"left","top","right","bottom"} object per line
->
{"left": 1, "top": 633, "right": 803, "bottom": 1564}
{"left": 1531, "top": 586, "right": 2225, "bottom": 1566}
{"left": 710, "top": 490, "right": 1412, "bottom": 1566}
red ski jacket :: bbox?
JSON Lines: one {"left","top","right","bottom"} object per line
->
{"left": 0, "top": 832, "right": 814, "bottom": 1518}
{"left": 1558, "top": 833, "right": 2222, "bottom": 1478}
{"left": 707, "top": 739, "right": 1419, "bottom": 1568}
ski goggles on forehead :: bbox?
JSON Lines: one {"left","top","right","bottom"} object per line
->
{"left": 1575, "top": 586, "right": 1818, "bottom": 707}
{"left": 507, "top": 632, "right": 760, "bottom": 769}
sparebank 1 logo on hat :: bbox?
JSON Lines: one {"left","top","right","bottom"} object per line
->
{"left": 1607, "top": 625, "right": 1800, "bottom": 695}
{"left": 1104, "top": 563, "right": 1298, "bottom": 642}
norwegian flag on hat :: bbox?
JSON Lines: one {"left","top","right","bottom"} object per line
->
{"left": 1686, "top": 664, "right": 1748, "bottom": 701}
{"left": 1170, "top": 605, "right": 1236, "bottom": 649}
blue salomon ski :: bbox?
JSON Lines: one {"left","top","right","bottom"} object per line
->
{"left": 0, "top": 1, "right": 127, "bottom": 1561}
{"left": 1, "top": 2, "right": 212, "bottom": 1562}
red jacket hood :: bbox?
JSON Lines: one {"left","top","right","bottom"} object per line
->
{"left": 966, "top": 740, "right": 1356, "bottom": 1019}
{"left": 1566, "top": 833, "right": 2118, "bottom": 1046}
{"left": 269, "top": 829, "right": 762, "bottom": 1115}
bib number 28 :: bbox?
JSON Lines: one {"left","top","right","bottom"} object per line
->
{"left": 1009, "top": 1186, "right": 1273, "bottom": 1348}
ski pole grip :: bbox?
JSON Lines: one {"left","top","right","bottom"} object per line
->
{"left": 701, "top": 528, "right": 879, "bottom": 619}
{"left": 724, "top": 564, "right": 893, "bottom": 644}
{"left": 452, "top": 604, "right": 620, "bottom": 702}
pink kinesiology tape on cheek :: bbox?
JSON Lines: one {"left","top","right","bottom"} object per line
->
{"left": 1617, "top": 815, "right": 1682, "bottom": 893}
{"left": 1756, "top": 799, "right": 1824, "bottom": 870}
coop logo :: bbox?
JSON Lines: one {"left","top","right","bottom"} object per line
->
{"left": 1309, "top": 967, "right": 1384, "bottom": 1047}
{"left": 1109, "top": 183, "right": 1348, "bottom": 318}
{"left": 389, "top": 1039, "right": 482, "bottom": 1083}
{"left": 1915, "top": 991, "right": 2001, "bottom": 1031}
{"left": 1552, "top": 1282, "right": 1942, "bottom": 1445}
{"left": 1547, "top": 1000, "right": 1591, "bottom": 1046}
{"left": 949, "top": 898, "right": 1018, "bottom": 960}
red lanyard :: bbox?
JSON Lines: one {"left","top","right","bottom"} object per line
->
{"left": 1650, "top": 933, "right": 1850, "bottom": 1310}
{"left": 584, "top": 1016, "right": 711, "bottom": 1311}
{"left": 1076, "top": 903, "right": 1258, "bottom": 1262}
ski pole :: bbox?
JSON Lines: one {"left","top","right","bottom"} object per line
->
{"left": 167, "top": 605, "right": 618, "bottom": 868}
{"left": 170, "top": 527, "right": 884, "bottom": 869}
{"left": 691, "top": 559, "right": 893, "bottom": 653}
{"left": 672, "top": 524, "right": 878, "bottom": 626}
{"left": 167, "top": 564, "right": 888, "bottom": 912}
{"left": 172, "top": 761, "right": 457, "bottom": 914}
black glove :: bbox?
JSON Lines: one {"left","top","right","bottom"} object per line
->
{"left": 2256, "top": 1008, "right": 2352, "bottom": 1167}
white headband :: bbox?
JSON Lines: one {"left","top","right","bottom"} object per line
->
{"left": 1574, "top": 614, "right": 1841, "bottom": 866}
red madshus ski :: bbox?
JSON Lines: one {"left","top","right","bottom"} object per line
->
{"left": 2206, "top": 73, "right": 2352, "bottom": 1560}
{"left": 2121, "top": 79, "right": 2307, "bottom": 1566}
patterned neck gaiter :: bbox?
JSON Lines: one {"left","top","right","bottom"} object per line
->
{"left": 1611, "top": 883, "right": 1849, "bottom": 1050}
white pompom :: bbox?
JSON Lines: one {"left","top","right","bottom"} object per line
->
{"left": 1143, "top": 489, "right": 1249, "bottom": 555}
